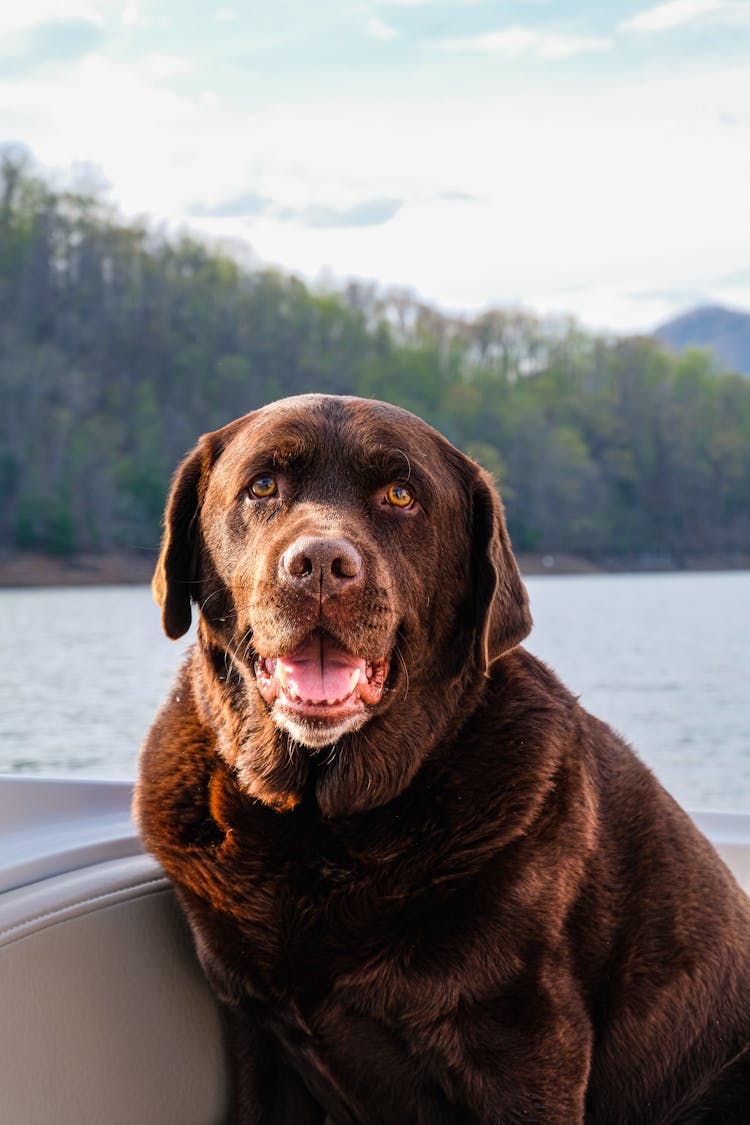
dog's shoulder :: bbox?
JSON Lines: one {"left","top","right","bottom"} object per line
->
{"left": 135, "top": 654, "right": 223, "bottom": 853}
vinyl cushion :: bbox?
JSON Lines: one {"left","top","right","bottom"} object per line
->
{"left": 0, "top": 853, "right": 229, "bottom": 1125}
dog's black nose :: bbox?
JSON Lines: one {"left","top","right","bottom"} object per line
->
{"left": 281, "top": 536, "right": 363, "bottom": 596}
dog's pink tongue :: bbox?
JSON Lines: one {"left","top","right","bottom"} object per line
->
{"left": 277, "top": 637, "right": 366, "bottom": 703}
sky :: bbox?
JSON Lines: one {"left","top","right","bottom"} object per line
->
{"left": 2, "top": 0, "right": 750, "bottom": 333}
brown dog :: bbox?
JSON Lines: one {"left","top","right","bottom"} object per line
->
{"left": 136, "top": 394, "right": 750, "bottom": 1124}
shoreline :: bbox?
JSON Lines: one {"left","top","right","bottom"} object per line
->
{"left": 0, "top": 551, "right": 157, "bottom": 588}
{"left": 0, "top": 550, "right": 748, "bottom": 588}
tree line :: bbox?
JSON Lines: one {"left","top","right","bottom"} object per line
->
{"left": 1, "top": 149, "right": 748, "bottom": 565}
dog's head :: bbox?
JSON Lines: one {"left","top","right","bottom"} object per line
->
{"left": 154, "top": 394, "right": 531, "bottom": 816}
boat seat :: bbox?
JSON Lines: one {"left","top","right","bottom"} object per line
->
{"left": 0, "top": 779, "right": 229, "bottom": 1125}
{"left": 0, "top": 854, "right": 229, "bottom": 1125}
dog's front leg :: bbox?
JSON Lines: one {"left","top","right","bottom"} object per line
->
{"left": 468, "top": 990, "right": 592, "bottom": 1125}
{"left": 222, "top": 1005, "right": 327, "bottom": 1125}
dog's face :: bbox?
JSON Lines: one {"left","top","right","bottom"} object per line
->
{"left": 154, "top": 394, "right": 531, "bottom": 815}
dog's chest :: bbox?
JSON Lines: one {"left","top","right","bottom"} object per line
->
{"left": 198, "top": 828, "right": 487, "bottom": 1119}
{"left": 198, "top": 807, "right": 456, "bottom": 1010}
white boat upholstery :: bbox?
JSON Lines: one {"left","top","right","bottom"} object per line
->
{"left": 0, "top": 779, "right": 229, "bottom": 1125}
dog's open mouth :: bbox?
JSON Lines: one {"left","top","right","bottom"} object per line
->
{"left": 254, "top": 631, "right": 390, "bottom": 726}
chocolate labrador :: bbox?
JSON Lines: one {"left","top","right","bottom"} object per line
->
{"left": 135, "top": 393, "right": 750, "bottom": 1124}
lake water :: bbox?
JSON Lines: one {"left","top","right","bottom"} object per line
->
{"left": 0, "top": 572, "right": 748, "bottom": 812}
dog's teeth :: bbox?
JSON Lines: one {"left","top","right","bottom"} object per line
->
{"left": 349, "top": 670, "right": 361, "bottom": 693}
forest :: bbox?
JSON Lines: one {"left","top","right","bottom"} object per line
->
{"left": 1, "top": 149, "right": 749, "bottom": 567}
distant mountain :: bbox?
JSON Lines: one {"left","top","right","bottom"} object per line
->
{"left": 654, "top": 305, "right": 750, "bottom": 377}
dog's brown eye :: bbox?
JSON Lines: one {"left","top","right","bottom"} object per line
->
{"left": 249, "top": 475, "right": 278, "bottom": 499}
{"left": 385, "top": 482, "right": 414, "bottom": 509}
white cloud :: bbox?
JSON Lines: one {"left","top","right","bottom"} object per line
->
{"left": 1, "top": 23, "right": 748, "bottom": 332}
{"left": 365, "top": 16, "right": 399, "bottom": 40}
{"left": 423, "top": 26, "right": 613, "bottom": 59}
{"left": 620, "top": 0, "right": 750, "bottom": 33}
{"left": 142, "top": 53, "right": 192, "bottom": 80}
{"left": 168, "top": 64, "right": 748, "bottom": 330}
{"left": 374, "top": 0, "right": 488, "bottom": 5}
{"left": 0, "top": 53, "right": 202, "bottom": 214}
{"left": 0, "top": 1, "right": 105, "bottom": 34}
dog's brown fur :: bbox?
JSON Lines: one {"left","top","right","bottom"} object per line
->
{"left": 136, "top": 394, "right": 750, "bottom": 1124}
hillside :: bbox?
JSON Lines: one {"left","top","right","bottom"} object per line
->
{"left": 2, "top": 150, "right": 750, "bottom": 569}
{"left": 654, "top": 305, "right": 750, "bottom": 376}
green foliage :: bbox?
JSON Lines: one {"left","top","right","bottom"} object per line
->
{"left": 1, "top": 149, "right": 749, "bottom": 564}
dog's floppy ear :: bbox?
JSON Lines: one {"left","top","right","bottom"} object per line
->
{"left": 152, "top": 435, "right": 217, "bottom": 640}
{"left": 471, "top": 465, "right": 532, "bottom": 670}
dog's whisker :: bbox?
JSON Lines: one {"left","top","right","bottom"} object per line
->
{"left": 392, "top": 643, "right": 410, "bottom": 701}
{"left": 321, "top": 742, "right": 339, "bottom": 767}
{"left": 391, "top": 447, "right": 412, "bottom": 482}
{"left": 198, "top": 586, "right": 226, "bottom": 613}
{"left": 220, "top": 625, "right": 252, "bottom": 685}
